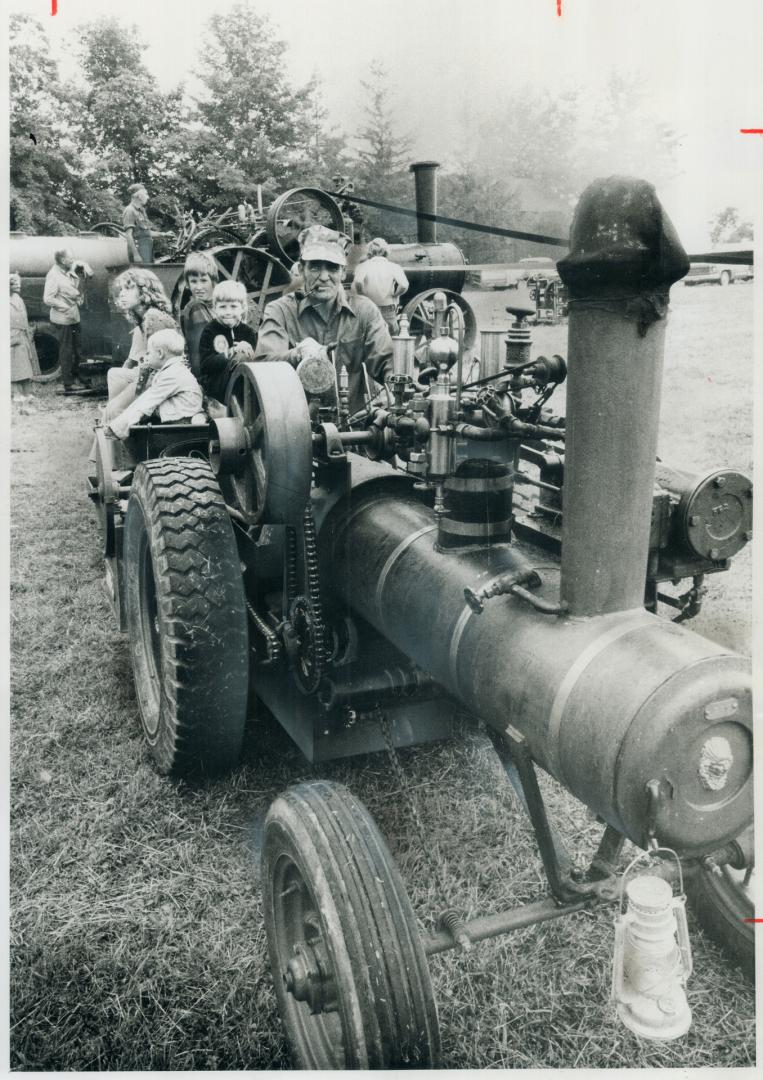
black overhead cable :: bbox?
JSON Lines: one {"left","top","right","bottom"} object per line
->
{"left": 330, "top": 190, "right": 754, "bottom": 265}
{"left": 329, "top": 191, "right": 568, "bottom": 246}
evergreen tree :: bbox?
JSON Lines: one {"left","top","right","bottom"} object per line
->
{"left": 351, "top": 62, "right": 413, "bottom": 241}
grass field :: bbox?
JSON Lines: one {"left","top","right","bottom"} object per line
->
{"left": 10, "top": 280, "right": 754, "bottom": 1069}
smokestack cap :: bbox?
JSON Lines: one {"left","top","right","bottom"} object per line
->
{"left": 558, "top": 176, "right": 689, "bottom": 301}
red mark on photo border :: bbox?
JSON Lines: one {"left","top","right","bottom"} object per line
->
{"left": 51, "top": 0, "right": 58, "bottom": 14}
{"left": 557, "top": 0, "right": 562, "bottom": 14}
{"left": 743, "top": 918, "right": 763, "bottom": 923}
{"left": 740, "top": 129, "right": 763, "bottom": 135}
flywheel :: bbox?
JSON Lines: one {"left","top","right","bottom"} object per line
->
{"left": 209, "top": 361, "right": 313, "bottom": 527}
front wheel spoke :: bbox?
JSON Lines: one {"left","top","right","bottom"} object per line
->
{"left": 250, "top": 413, "right": 265, "bottom": 447}
{"left": 253, "top": 452, "right": 267, "bottom": 502}
{"left": 230, "top": 394, "right": 244, "bottom": 421}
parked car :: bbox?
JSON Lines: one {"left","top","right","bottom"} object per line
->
{"left": 472, "top": 257, "right": 559, "bottom": 290}
{"left": 684, "top": 262, "right": 754, "bottom": 286}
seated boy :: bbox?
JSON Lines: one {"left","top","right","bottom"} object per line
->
{"left": 198, "top": 280, "right": 258, "bottom": 408}
{"left": 105, "top": 329, "right": 204, "bottom": 440}
{"left": 179, "top": 251, "right": 218, "bottom": 379}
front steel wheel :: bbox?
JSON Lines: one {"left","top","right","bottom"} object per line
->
{"left": 262, "top": 781, "right": 441, "bottom": 1069}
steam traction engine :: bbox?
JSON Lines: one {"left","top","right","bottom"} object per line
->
{"left": 89, "top": 177, "right": 754, "bottom": 1068}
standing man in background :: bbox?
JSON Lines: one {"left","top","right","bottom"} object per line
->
{"left": 352, "top": 237, "right": 409, "bottom": 334}
{"left": 43, "top": 248, "right": 92, "bottom": 393}
{"left": 122, "top": 183, "right": 154, "bottom": 264}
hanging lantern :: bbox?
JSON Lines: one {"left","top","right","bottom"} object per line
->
{"left": 611, "top": 852, "right": 693, "bottom": 1040}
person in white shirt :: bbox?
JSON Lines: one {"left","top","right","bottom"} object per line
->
{"left": 42, "top": 248, "right": 93, "bottom": 392}
{"left": 105, "top": 329, "right": 204, "bottom": 440}
{"left": 352, "top": 237, "right": 409, "bottom": 334}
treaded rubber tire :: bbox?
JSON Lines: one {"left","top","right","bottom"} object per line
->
{"left": 124, "top": 458, "right": 249, "bottom": 776}
{"left": 688, "top": 864, "right": 754, "bottom": 980}
{"left": 262, "top": 780, "right": 441, "bottom": 1069}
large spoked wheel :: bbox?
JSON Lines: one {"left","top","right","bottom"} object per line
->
{"left": 213, "top": 361, "right": 312, "bottom": 527}
{"left": 262, "top": 781, "right": 441, "bottom": 1069}
{"left": 32, "top": 330, "right": 61, "bottom": 382}
{"left": 123, "top": 458, "right": 249, "bottom": 776}
{"left": 688, "top": 833, "right": 755, "bottom": 980}
{"left": 265, "top": 188, "right": 346, "bottom": 264}
{"left": 403, "top": 287, "right": 478, "bottom": 350}
{"left": 91, "top": 221, "right": 126, "bottom": 237}
{"left": 172, "top": 245, "right": 291, "bottom": 330}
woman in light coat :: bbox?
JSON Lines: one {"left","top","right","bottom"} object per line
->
{"left": 10, "top": 273, "right": 38, "bottom": 396}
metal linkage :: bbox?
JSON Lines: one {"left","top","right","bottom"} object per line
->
{"left": 657, "top": 574, "right": 707, "bottom": 623}
{"left": 419, "top": 726, "right": 628, "bottom": 958}
{"left": 497, "top": 726, "right": 622, "bottom": 905}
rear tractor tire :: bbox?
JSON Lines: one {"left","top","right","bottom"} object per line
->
{"left": 123, "top": 458, "right": 249, "bottom": 776}
{"left": 262, "top": 780, "right": 441, "bottom": 1069}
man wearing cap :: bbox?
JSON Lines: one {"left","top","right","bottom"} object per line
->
{"left": 352, "top": 237, "right": 409, "bottom": 334}
{"left": 122, "top": 184, "right": 154, "bottom": 264}
{"left": 254, "top": 225, "right": 393, "bottom": 416}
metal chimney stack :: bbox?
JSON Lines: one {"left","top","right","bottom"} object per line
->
{"left": 556, "top": 176, "right": 689, "bottom": 617}
{"left": 409, "top": 161, "right": 440, "bottom": 244}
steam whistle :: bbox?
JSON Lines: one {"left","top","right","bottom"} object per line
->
{"left": 432, "top": 289, "right": 447, "bottom": 337}
{"left": 390, "top": 315, "right": 416, "bottom": 410}
{"left": 391, "top": 314, "right": 416, "bottom": 378}
{"left": 612, "top": 864, "right": 693, "bottom": 1040}
{"left": 337, "top": 362, "right": 350, "bottom": 430}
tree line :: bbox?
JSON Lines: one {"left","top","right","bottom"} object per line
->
{"left": 10, "top": 2, "right": 694, "bottom": 263}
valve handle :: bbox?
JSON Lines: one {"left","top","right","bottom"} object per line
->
{"left": 506, "top": 304, "right": 535, "bottom": 322}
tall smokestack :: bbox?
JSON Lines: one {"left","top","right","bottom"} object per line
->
{"left": 556, "top": 176, "right": 689, "bottom": 617}
{"left": 409, "top": 161, "right": 440, "bottom": 243}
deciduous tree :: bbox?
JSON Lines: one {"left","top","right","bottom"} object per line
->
{"left": 9, "top": 14, "right": 114, "bottom": 233}
{"left": 189, "top": 0, "right": 320, "bottom": 205}
{"left": 69, "top": 16, "right": 184, "bottom": 218}
{"left": 709, "top": 207, "right": 754, "bottom": 246}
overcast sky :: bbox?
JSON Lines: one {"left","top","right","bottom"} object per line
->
{"left": 8, "top": 0, "right": 763, "bottom": 248}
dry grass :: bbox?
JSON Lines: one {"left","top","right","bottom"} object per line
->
{"left": 10, "top": 281, "right": 754, "bottom": 1069}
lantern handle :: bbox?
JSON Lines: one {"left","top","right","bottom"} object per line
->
{"left": 618, "top": 845, "right": 685, "bottom": 916}
{"left": 673, "top": 894, "right": 694, "bottom": 980}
